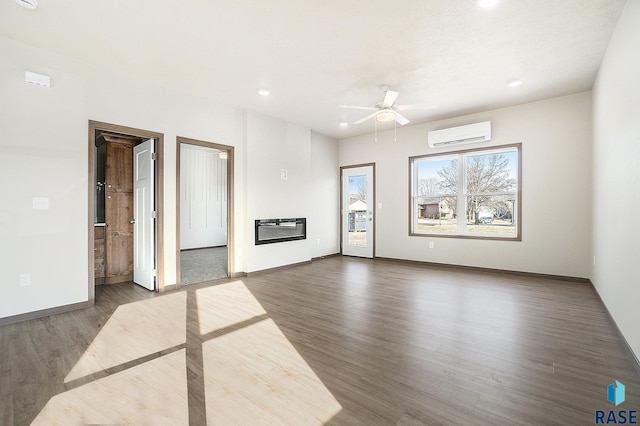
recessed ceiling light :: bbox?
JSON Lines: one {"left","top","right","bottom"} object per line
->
{"left": 507, "top": 79, "right": 523, "bottom": 87}
{"left": 15, "top": 0, "right": 38, "bottom": 9}
{"left": 257, "top": 89, "right": 270, "bottom": 96}
{"left": 477, "top": 0, "right": 499, "bottom": 8}
{"left": 339, "top": 122, "right": 348, "bottom": 127}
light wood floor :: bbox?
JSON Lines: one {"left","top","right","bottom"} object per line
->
{"left": 1, "top": 257, "right": 639, "bottom": 425}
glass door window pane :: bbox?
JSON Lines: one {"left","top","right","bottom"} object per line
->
{"left": 347, "top": 174, "right": 367, "bottom": 246}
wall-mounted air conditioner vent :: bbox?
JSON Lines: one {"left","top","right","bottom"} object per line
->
{"left": 428, "top": 121, "right": 491, "bottom": 148}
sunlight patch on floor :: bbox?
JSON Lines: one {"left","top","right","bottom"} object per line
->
{"left": 203, "top": 318, "right": 342, "bottom": 424}
{"left": 33, "top": 349, "right": 188, "bottom": 425}
{"left": 64, "top": 292, "right": 187, "bottom": 383}
{"left": 196, "top": 280, "right": 267, "bottom": 335}
{"left": 36, "top": 281, "right": 340, "bottom": 424}
{"left": 198, "top": 281, "right": 341, "bottom": 424}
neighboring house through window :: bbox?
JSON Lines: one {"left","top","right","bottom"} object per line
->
{"left": 409, "top": 143, "right": 521, "bottom": 240}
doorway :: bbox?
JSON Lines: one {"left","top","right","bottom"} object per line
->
{"left": 88, "top": 121, "right": 165, "bottom": 302}
{"left": 341, "top": 164, "right": 375, "bottom": 258}
{"left": 176, "top": 137, "right": 234, "bottom": 286}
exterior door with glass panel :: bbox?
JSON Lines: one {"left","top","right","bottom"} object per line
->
{"left": 342, "top": 165, "right": 374, "bottom": 258}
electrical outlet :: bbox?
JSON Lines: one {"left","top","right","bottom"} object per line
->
{"left": 429, "top": 242, "right": 434, "bottom": 249}
{"left": 317, "top": 238, "right": 321, "bottom": 245}
{"left": 19, "top": 273, "right": 31, "bottom": 286}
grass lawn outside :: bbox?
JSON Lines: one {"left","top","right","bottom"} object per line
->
{"left": 416, "top": 218, "right": 515, "bottom": 236}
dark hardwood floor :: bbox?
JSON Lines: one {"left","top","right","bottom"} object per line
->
{"left": 1, "top": 257, "right": 639, "bottom": 425}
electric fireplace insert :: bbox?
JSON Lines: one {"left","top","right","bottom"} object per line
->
{"left": 255, "top": 218, "right": 306, "bottom": 245}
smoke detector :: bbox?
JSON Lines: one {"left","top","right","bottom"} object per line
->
{"left": 15, "top": 0, "right": 38, "bottom": 9}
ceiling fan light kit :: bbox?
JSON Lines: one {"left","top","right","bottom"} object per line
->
{"left": 376, "top": 111, "right": 396, "bottom": 123}
{"left": 341, "top": 86, "right": 431, "bottom": 128}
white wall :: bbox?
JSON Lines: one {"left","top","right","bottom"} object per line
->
{"left": 244, "top": 112, "right": 340, "bottom": 272}
{"left": 310, "top": 131, "right": 340, "bottom": 258}
{"left": 592, "top": 2, "right": 640, "bottom": 359}
{"left": 84, "top": 58, "right": 246, "bottom": 288}
{"left": 0, "top": 36, "right": 246, "bottom": 319}
{"left": 0, "top": 36, "right": 340, "bottom": 319}
{"left": 340, "top": 91, "right": 593, "bottom": 278}
{"left": 0, "top": 38, "right": 88, "bottom": 317}
{"left": 180, "top": 144, "right": 228, "bottom": 250}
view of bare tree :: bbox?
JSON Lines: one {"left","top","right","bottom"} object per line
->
{"left": 436, "top": 154, "right": 515, "bottom": 223}
{"left": 417, "top": 176, "right": 442, "bottom": 196}
{"left": 354, "top": 179, "right": 367, "bottom": 202}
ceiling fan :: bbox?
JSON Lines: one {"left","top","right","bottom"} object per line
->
{"left": 340, "top": 86, "right": 434, "bottom": 126}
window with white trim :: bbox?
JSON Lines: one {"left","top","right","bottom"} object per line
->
{"left": 410, "top": 144, "right": 521, "bottom": 240}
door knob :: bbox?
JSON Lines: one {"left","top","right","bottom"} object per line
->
{"left": 130, "top": 219, "right": 135, "bottom": 224}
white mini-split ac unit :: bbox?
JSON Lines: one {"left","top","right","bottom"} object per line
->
{"left": 427, "top": 121, "right": 491, "bottom": 148}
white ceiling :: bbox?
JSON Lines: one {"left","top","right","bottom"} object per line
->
{"left": 0, "top": 0, "right": 626, "bottom": 139}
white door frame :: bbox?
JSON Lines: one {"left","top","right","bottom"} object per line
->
{"left": 340, "top": 163, "right": 375, "bottom": 258}
{"left": 88, "top": 121, "right": 165, "bottom": 302}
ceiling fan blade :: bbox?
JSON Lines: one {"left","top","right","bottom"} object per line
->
{"left": 353, "top": 111, "right": 380, "bottom": 125}
{"left": 395, "top": 103, "right": 437, "bottom": 111}
{"left": 395, "top": 112, "right": 410, "bottom": 125}
{"left": 339, "top": 105, "right": 378, "bottom": 110}
{"left": 381, "top": 90, "right": 399, "bottom": 108}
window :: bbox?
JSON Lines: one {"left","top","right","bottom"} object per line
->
{"left": 410, "top": 144, "right": 521, "bottom": 240}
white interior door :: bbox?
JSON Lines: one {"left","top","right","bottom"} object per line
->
{"left": 342, "top": 165, "right": 374, "bottom": 258}
{"left": 133, "top": 139, "right": 155, "bottom": 290}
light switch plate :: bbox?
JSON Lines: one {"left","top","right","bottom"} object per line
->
{"left": 19, "top": 273, "right": 31, "bottom": 286}
{"left": 32, "top": 197, "right": 49, "bottom": 210}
